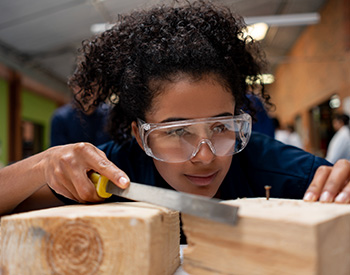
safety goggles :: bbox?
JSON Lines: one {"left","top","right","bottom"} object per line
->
{"left": 138, "top": 113, "right": 252, "bottom": 163}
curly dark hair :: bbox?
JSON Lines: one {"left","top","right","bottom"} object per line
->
{"left": 68, "top": 0, "right": 270, "bottom": 144}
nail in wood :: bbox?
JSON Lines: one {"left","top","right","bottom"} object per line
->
{"left": 264, "top": 185, "right": 271, "bottom": 200}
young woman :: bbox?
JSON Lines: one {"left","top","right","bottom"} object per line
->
{"left": 1, "top": 0, "right": 350, "bottom": 216}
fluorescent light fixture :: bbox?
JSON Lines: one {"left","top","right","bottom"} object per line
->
{"left": 246, "top": 74, "right": 275, "bottom": 85}
{"left": 90, "top": 23, "right": 114, "bottom": 34}
{"left": 92, "top": 13, "right": 320, "bottom": 35}
{"left": 245, "top": 13, "right": 320, "bottom": 27}
{"left": 242, "top": 22, "right": 269, "bottom": 41}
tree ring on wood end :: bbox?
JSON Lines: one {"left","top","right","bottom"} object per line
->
{"left": 46, "top": 220, "right": 103, "bottom": 275}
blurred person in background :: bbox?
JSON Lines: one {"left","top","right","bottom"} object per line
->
{"left": 246, "top": 94, "right": 275, "bottom": 138}
{"left": 285, "top": 124, "right": 303, "bottom": 149}
{"left": 326, "top": 113, "right": 350, "bottom": 164}
{"left": 50, "top": 86, "right": 112, "bottom": 147}
{"left": 273, "top": 117, "right": 289, "bottom": 144}
{"left": 273, "top": 117, "right": 303, "bottom": 149}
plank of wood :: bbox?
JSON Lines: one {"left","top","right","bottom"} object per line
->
{"left": 182, "top": 198, "right": 350, "bottom": 275}
{"left": 0, "top": 202, "right": 180, "bottom": 275}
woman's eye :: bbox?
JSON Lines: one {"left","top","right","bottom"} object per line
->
{"left": 213, "top": 124, "right": 227, "bottom": 133}
{"left": 166, "top": 128, "right": 187, "bottom": 136}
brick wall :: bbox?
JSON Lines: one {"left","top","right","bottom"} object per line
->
{"left": 269, "top": 0, "right": 350, "bottom": 152}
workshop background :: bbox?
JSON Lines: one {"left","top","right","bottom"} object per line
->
{"left": 0, "top": 0, "right": 349, "bottom": 167}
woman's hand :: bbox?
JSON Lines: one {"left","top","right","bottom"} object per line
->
{"left": 42, "top": 142, "right": 130, "bottom": 203}
{"left": 303, "top": 159, "right": 350, "bottom": 203}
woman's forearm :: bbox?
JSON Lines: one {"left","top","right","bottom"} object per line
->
{"left": 0, "top": 150, "right": 48, "bottom": 215}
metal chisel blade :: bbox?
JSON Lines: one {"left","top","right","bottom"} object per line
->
{"left": 106, "top": 181, "right": 238, "bottom": 225}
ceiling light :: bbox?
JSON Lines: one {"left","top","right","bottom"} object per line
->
{"left": 261, "top": 74, "right": 275, "bottom": 84}
{"left": 246, "top": 74, "right": 275, "bottom": 85}
{"left": 90, "top": 23, "right": 114, "bottom": 34}
{"left": 329, "top": 95, "right": 341, "bottom": 109}
{"left": 242, "top": 22, "right": 269, "bottom": 41}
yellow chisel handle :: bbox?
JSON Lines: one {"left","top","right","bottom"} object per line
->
{"left": 89, "top": 172, "right": 113, "bottom": 199}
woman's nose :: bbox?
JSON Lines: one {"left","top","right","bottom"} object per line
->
{"left": 190, "top": 139, "right": 216, "bottom": 164}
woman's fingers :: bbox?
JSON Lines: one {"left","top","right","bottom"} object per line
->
{"left": 304, "top": 160, "right": 350, "bottom": 203}
{"left": 67, "top": 143, "right": 128, "bottom": 201}
{"left": 44, "top": 142, "right": 129, "bottom": 203}
{"left": 320, "top": 159, "right": 350, "bottom": 202}
{"left": 83, "top": 144, "right": 130, "bottom": 189}
{"left": 304, "top": 165, "right": 332, "bottom": 202}
{"left": 331, "top": 160, "right": 350, "bottom": 203}
{"left": 48, "top": 163, "right": 87, "bottom": 203}
{"left": 334, "top": 180, "right": 350, "bottom": 203}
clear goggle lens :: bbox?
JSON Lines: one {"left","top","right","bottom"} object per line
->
{"left": 138, "top": 113, "right": 251, "bottom": 163}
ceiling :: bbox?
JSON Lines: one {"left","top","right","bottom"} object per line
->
{"left": 0, "top": 0, "right": 327, "bottom": 96}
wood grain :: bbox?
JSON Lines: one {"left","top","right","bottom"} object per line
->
{"left": 182, "top": 198, "right": 350, "bottom": 275}
{"left": 0, "top": 202, "right": 180, "bottom": 275}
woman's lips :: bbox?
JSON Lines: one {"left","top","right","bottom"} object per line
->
{"left": 185, "top": 172, "right": 218, "bottom": 186}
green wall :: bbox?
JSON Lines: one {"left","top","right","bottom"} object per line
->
{"left": 0, "top": 79, "right": 8, "bottom": 167}
{"left": 21, "top": 89, "right": 58, "bottom": 151}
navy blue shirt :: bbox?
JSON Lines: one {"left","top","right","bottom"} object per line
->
{"left": 50, "top": 103, "right": 111, "bottom": 147}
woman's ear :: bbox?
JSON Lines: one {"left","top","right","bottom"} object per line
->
{"left": 131, "top": 121, "right": 144, "bottom": 150}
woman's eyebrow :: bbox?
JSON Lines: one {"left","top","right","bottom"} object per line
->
{"left": 160, "top": 117, "right": 187, "bottom": 123}
{"left": 160, "top": 112, "right": 233, "bottom": 123}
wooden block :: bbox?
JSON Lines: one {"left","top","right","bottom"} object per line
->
{"left": 182, "top": 198, "right": 350, "bottom": 275}
{"left": 0, "top": 202, "right": 180, "bottom": 275}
